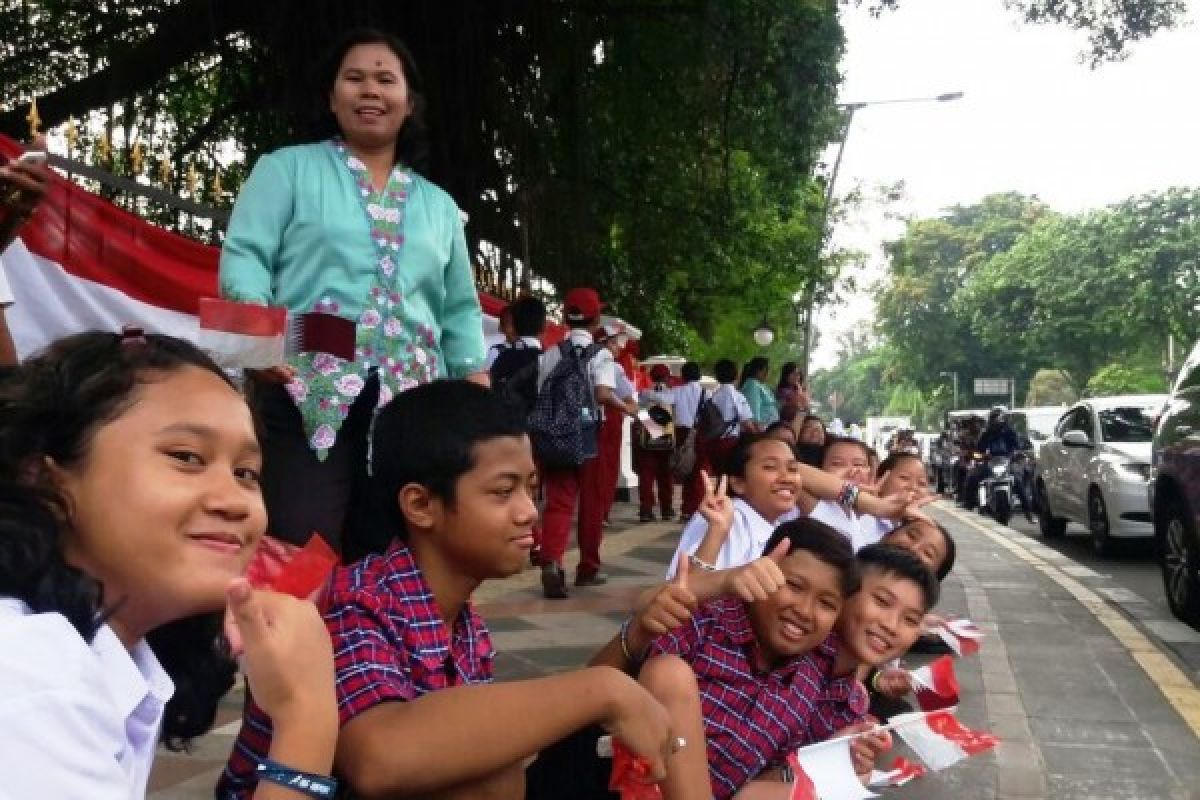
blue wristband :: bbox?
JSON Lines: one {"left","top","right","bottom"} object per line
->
{"left": 256, "top": 758, "right": 338, "bottom": 798}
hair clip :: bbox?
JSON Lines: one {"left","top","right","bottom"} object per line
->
{"left": 119, "top": 325, "right": 148, "bottom": 349}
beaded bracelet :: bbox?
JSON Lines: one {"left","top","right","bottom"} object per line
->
{"left": 256, "top": 759, "right": 338, "bottom": 798}
{"left": 619, "top": 617, "right": 643, "bottom": 666}
{"left": 837, "top": 481, "right": 860, "bottom": 512}
{"left": 688, "top": 553, "right": 718, "bottom": 572}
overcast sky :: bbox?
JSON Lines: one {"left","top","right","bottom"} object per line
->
{"left": 811, "top": 0, "right": 1200, "bottom": 370}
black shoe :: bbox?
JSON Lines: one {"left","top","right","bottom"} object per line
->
{"left": 661, "top": 509, "right": 676, "bottom": 522}
{"left": 638, "top": 511, "right": 655, "bottom": 523}
{"left": 575, "top": 571, "right": 609, "bottom": 587}
{"left": 541, "top": 564, "right": 568, "bottom": 599}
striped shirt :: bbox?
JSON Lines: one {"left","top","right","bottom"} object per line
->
{"left": 647, "top": 598, "right": 866, "bottom": 799}
{"left": 217, "top": 541, "right": 494, "bottom": 799}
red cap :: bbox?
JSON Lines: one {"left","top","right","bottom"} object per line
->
{"left": 650, "top": 364, "right": 671, "bottom": 381}
{"left": 563, "top": 287, "right": 604, "bottom": 322}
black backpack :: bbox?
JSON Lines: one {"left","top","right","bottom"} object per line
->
{"left": 696, "top": 390, "right": 736, "bottom": 440}
{"left": 489, "top": 341, "right": 541, "bottom": 415}
{"left": 528, "top": 340, "right": 602, "bottom": 469}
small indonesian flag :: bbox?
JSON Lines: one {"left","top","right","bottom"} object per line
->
{"left": 788, "top": 738, "right": 877, "bottom": 800}
{"left": 910, "top": 656, "right": 960, "bottom": 712}
{"left": 198, "top": 298, "right": 286, "bottom": 369}
{"left": 595, "top": 737, "right": 662, "bottom": 800}
{"left": 867, "top": 756, "right": 927, "bottom": 788}
{"left": 288, "top": 311, "right": 357, "bottom": 361}
{"left": 244, "top": 534, "right": 338, "bottom": 601}
{"left": 935, "top": 618, "right": 984, "bottom": 656}
{"left": 892, "top": 709, "right": 999, "bottom": 771}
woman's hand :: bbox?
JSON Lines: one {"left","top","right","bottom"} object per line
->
{"left": 465, "top": 370, "right": 491, "bottom": 387}
{"left": 873, "top": 667, "right": 914, "bottom": 699}
{"left": 0, "top": 136, "right": 50, "bottom": 219}
{"left": 224, "top": 579, "right": 337, "bottom": 731}
{"left": 696, "top": 471, "right": 734, "bottom": 539}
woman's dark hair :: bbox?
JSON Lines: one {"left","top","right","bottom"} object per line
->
{"left": 681, "top": 361, "right": 702, "bottom": 383}
{"left": 721, "top": 432, "right": 796, "bottom": 483}
{"left": 738, "top": 356, "right": 769, "bottom": 389}
{"left": 884, "top": 520, "right": 957, "bottom": 582}
{"left": 371, "top": 380, "right": 528, "bottom": 542}
{"left": 763, "top": 420, "right": 797, "bottom": 443}
{"left": 0, "top": 332, "right": 241, "bottom": 750}
{"left": 777, "top": 362, "right": 800, "bottom": 390}
{"left": 714, "top": 358, "right": 738, "bottom": 384}
{"left": 799, "top": 414, "right": 827, "bottom": 440}
{"left": 877, "top": 451, "right": 923, "bottom": 478}
{"left": 820, "top": 435, "right": 871, "bottom": 467}
{"left": 855, "top": 543, "right": 941, "bottom": 611}
{"left": 762, "top": 518, "right": 860, "bottom": 598}
{"left": 310, "top": 28, "right": 430, "bottom": 170}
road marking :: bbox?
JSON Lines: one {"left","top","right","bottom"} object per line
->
{"left": 938, "top": 503, "right": 1200, "bottom": 739}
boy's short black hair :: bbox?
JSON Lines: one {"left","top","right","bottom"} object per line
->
{"left": 820, "top": 435, "right": 871, "bottom": 466}
{"left": 682, "top": 361, "right": 702, "bottom": 382}
{"left": 878, "top": 451, "right": 923, "bottom": 477}
{"left": 793, "top": 442, "right": 823, "bottom": 467}
{"left": 510, "top": 296, "right": 547, "bottom": 338}
{"left": 714, "top": 358, "right": 738, "bottom": 384}
{"left": 762, "top": 518, "right": 860, "bottom": 598}
{"left": 855, "top": 543, "right": 941, "bottom": 611}
{"left": 371, "top": 380, "right": 529, "bottom": 541}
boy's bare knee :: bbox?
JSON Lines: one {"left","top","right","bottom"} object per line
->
{"left": 639, "top": 654, "right": 699, "bottom": 702}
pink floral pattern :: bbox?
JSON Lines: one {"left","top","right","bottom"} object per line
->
{"left": 285, "top": 138, "right": 441, "bottom": 460}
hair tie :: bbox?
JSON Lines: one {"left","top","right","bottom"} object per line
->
{"left": 119, "top": 325, "right": 148, "bottom": 350}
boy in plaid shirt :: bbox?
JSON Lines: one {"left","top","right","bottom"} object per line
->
{"left": 219, "top": 381, "right": 680, "bottom": 799}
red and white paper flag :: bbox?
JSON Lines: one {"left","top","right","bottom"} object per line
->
{"left": 244, "top": 534, "right": 339, "bottom": 601}
{"left": 198, "top": 297, "right": 287, "bottom": 368}
{"left": 891, "top": 709, "right": 999, "bottom": 771}
{"left": 867, "top": 756, "right": 927, "bottom": 788}
{"left": 935, "top": 617, "right": 984, "bottom": 657}
{"left": 910, "top": 656, "right": 960, "bottom": 712}
{"left": 787, "top": 738, "right": 877, "bottom": 800}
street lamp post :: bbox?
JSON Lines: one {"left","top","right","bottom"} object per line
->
{"left": 939, "top": 370, "right": 959, "bottom": 410}
{"left": 799, "top": 91, "right": 964, "bottom": 379}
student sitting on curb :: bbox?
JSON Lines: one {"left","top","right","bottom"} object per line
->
{"left": 219, "top": 381, "right": 681, "bottom": 800}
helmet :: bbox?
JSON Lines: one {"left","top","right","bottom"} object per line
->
{"left": 989, "top": 405, "right": 1009, "bottom": 423}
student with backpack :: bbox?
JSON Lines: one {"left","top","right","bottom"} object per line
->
{"left": 531, "top": 288, "right": 632, "bottom": 598}
{"left": 701, "top": 358, "right": 756, "bottom": 477}
{"left": 488, "top": 294, "right": 546, "bottom": 415}
{"left": 636, "top": 364, "right": 677, "bottom": 522}
{"left": 671, "top": 362, "right": 707, "bottom": 518}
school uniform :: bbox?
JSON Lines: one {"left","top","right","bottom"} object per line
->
{"left": 671, "top": 380, "right": 707, "bottom": 516}
{"left": 805, "top": 500, "right": 897, "bottom": 552}
{"left": 703, "top": 383, "right": 752, "bottom": 477}
{"left": 667, "top": 497, "right": 798, "bottom": 578}
{"left": 647, "top": 599, "right": 868, "bottom": 799}
{"left": 485, "top": 335, "right": 541, "bottom": 370}
{"left": 218, "top": 542, "right": 494, "bottom": 799}
{"left": 534, "top": 329, "right": 616, "bottom": 581}
{"left": 0, "top": 598, "right": 174, "bottom": 799}
{"left": 597, "top": 363, "right": 636, "bottom": 522}
{"left": 635, "top": 381, "right": 676, "bottom": 518}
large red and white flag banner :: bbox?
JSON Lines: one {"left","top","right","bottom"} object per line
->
{"left": 0, "top": 134, "right": 512, "bottom": 360}
{"left": 787, "top": 739, "right": 876, "bottom": 800}
{"left": 891, "top": 709, "right": 999, "bottom": 771}
{"left": 867, "top": 756, "right": 926, "bottom": 788}
{"left": 910, "top": 655, "right": 961, "bottom": 712}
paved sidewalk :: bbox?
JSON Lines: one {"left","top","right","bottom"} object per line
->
{"left": 149, "top": 500, "right": 1200, "bottom": 799}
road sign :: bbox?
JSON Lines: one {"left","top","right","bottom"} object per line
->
{"left": 974, "top": 378, "right": 1011, "bottom": 396}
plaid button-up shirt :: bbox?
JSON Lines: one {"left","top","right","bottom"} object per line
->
{"left": 648, "top": 598, "right": 866, "bottom": 799}
{"left": 217, "top": 541, "right": 494, "bottom": 799}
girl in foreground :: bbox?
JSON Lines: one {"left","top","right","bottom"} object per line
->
{"left": 0, "top": 331, "right": 336, "bottom": 799}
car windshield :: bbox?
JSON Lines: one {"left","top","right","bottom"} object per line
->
{"left": 1098, "top": 406, "right": 1157, "bottom": 443}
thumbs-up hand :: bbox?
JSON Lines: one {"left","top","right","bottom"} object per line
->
{"left": 628, "top": 553, "right": 698, "bottom": 656}
{"left": 721, "top": 539, "right": 789, "bottom": 602}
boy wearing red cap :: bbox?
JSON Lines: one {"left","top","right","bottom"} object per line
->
{"left": 636, "top": 363, "right": 677, "bottom": 522}
{"left": 536, "top": 287, "right": 633, "bottom": 597}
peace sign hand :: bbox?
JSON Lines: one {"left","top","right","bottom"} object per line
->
{"left": 697, "top": 470, "right": 734, "bottom": 541}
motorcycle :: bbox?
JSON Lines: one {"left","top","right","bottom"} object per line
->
{"left": 977, "top": 454, "right": 1016, "bottom": 525}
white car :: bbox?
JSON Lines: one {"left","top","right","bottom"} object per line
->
{"left": 1035, "top": 395, "right": 1168, "bottom": 555}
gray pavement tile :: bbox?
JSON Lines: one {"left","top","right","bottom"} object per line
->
{"left": 1040, "top": 741, "right": 1182, "bottom": 784}
{"left": 1028, "top": 718, "right": 1153, "bottom": 748}
{"left": 479, "top": 615, "right": 540, "bottom": 632}
{"left": 1022, "top": 691, "right": 1139, "bottom": 722}
{"left": 1045, "top": 774, "right": 1194, "bottom": 800}
{"left": 988, "top": 711, "right": 1035, "bottom": 742}
{"left": 623, "top": 543, "right": 678, "bottom": 563}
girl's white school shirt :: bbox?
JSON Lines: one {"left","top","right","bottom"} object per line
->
{"left": 0, "top": 597, "right": 174, "bottom": 800}
{"left": 805, "top": 500, "right": 897, "bottom": 552}
{"left": 666, "top": 497, "right": 799, "bottom": 578}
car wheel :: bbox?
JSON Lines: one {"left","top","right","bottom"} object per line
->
{"left": 1037, "top": 480, "right": 1066, "bottom": 539}
{"left": 994, "top": 492, "right": 1012, "bottom": 526}
{"left": 1161, "top": 496, "right": 1200, "bottom": 628}
{"left": 1088, "top": 488, "right": 1119, "bottom": 557}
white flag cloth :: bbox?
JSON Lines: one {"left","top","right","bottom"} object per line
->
{"left": 788, "top": 737, "right": 876, "bottom": 800}
{"left": 934, "top": 617, "right": 984, "bottom": 656}
{"left": 891, "top": 709, "right": 999, "bottom": 771}
{"left": 910, "top": 655, "right": 960, "bottom": 711}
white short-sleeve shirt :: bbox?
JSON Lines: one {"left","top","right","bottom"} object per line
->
{"left": 0, "top": 252, "right": 14, "bottom": 307}
{"left": 0, "top": 597, "right": 174, "bottom": 800}
{"left": 711, "top": 384, "right": 752, "bottom": 438}
{"left": 671, "top": 382, "right": 705, "bottom": 428}
{"left": 666, "top": 498, "right": 799, "bottom": 578}
{"left": 805, "top": 500, "right": 897, "bottom": 552}
{"left": 536, "top": 329, "right": 616, "bottom": 391}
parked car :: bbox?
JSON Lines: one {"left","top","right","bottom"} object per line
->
{"left": 1035, "top": 394, "right": 1168, "bottom": 555}
{"left": 1151, "top": 340, "right": 1200, "bottom": 628}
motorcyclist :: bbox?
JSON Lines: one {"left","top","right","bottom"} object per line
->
{"left": 963, "top": 406, "right": 1027, "bottom": 515}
